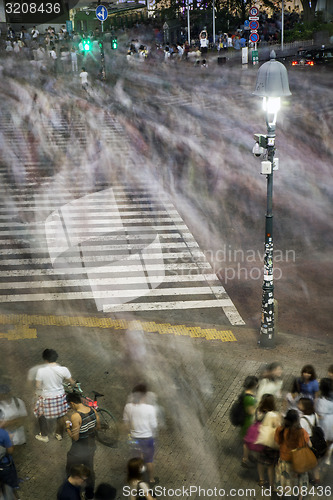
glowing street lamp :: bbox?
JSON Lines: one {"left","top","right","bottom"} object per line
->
{"left": 253, "top": 51, "right": 291, "bottom": 348}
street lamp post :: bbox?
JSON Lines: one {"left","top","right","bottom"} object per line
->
{"left": 253, "top": 51, "right": 291, "bottom": 349}
{"left": 187, "top": 0, "right": 191, "bottom": 45}
{"left": 212, "top": 0, "right": 216, "bottom": 48}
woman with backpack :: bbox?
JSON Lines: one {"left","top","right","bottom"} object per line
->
{"left": 298, "top": 398, "right": 322, "bottom": 485}
{"left": 240, "top": 376, "right": 258, "bottom": 468}
{"left": 315, "top": 378, "right": 333, "bottom": 466}
{"left": 126, "top": 457, "right": 155, "bottom": 500}
{"left": 274, "top": 410, "right": 311, "bottom": 499}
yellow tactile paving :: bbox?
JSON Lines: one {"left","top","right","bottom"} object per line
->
{"left": 0, "top": 313, "right": 237, "bottom": 342}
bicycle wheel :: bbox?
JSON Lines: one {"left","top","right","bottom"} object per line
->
{"left": 96, "top": 408, "right": 119, "bottom": 447}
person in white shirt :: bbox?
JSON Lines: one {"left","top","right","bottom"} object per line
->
{"left": 34, "top": 349, "right": 76, "bottom": 442}
{"left": 123, "top": 384, "right": 158, "bottom": 484}
{"left": 71, "top": 48, "right": 78, "bottom": 72}
{"left": 256, "top": 362, "right": 283, "bottom": 404}
{"left": 31, "top": 26, "right": 39, "bottom": 39}
{"left": 0, "top": 384, "right": 27, "bottom": 446}
{"left": 79, "top": 67, "right": 89, "bottom": 88}
{"left": 199, "top": 29, "right": 209, "bottom": 55}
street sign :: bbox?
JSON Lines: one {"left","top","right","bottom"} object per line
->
{"left": 249, "top": 20, "right": 259, "bottom": 30}
{"left": 249, "top": 16, "right": 259, "bottom": 20}
{"left": 249, "top": 32, "right": 259, "bottom": 43}
{"left": 96, "top": 5, "right": 108, "bottom": 21}
{"left": 250, "top": 6, "right": 259, "bottom": 16}
{"left": 244, "top": 20, "right": 250, "bottom": 28}
{"left": 252, "top": 49, "right": 259, "bottom": 64}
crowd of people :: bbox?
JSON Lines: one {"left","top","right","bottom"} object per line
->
{"left": 0, "top": 13, "right": 303, "bottom": 77}
{"left": 1, "top": 352, "right": 332, "bottom": 499}
{"left": 0, "top": 349, "right": 159, "bottom": 500}
{"left": 237, "top": 363, "right": 333, "bottom": 499}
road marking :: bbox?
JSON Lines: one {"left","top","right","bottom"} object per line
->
{"left": 0, "top": 289, "right": 230, "bottom": 303}
{"left": 103, "top": 299, "right": 235, "bottom": 312}
{"left": 0, "top": 313, "right": 237, "bottom": 342}
{"left": 0, "top": 250, "right": 207, "bottom": 266}
{"left": 0, "top": 187, "right": 245, "bottom": 325}
{"left": 0, "top": 273, "right": 220, "bottom": 289}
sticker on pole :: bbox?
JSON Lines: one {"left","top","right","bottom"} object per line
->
{"left": 249, "top": 20, "right": 259, "bottom": 30}
{"left": 249, "top": 32, "right": 259, "bottom": 43}
{"left": 250, "top": 6, "right": 259, "bottom": 16}
{"left": 96, "top": 5, "right": 108, "bottom": 21}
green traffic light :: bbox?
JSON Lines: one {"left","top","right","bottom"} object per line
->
{"left": 83, "top": 41, "right": 91, "bottom": 51}
{"left": 112, "top": 38, "right": 117, "bottom": 50}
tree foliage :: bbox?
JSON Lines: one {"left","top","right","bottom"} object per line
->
{"left": 300, "top": 0, "right": 318, "bottom": 23}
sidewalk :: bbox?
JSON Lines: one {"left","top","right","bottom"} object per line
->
{"left": 1, "top": 316, "right": 332, "bottom": 499}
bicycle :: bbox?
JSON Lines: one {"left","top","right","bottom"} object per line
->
{"left": 64, "top": 382, "right": 118, "bottom": 448}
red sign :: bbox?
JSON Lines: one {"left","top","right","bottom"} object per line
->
{"left": 250, "top": 6, "right": 259, "bottom": 16}
{"left": 250, "top": 20, "right": 259, "bottom": 30}
{"left": 249, "top": 32, "right": 259, "bottom": 43}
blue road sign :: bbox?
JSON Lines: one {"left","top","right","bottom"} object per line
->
{"left": 96, "top": 5, "right": 108, "bottom": 22}
{"left": 250, "top": 32, "right": 259, "bottom": 43}
{"left": 250, "top": 20, "right": 259, "bottom": 31}
{"left": 244, "top": 20, "right": 250, "bottom": 28}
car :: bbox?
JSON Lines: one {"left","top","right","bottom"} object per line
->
{"left": 291, "top": 46, "right": 333, "bottom": 67}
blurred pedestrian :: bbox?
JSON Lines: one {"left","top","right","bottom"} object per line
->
{"left": 57, "top": 464, "right": 91, "bottom": 500}
{"left": 34, "top": 348, "right": 76, "bottom": 442}
{"left": 292, "top": 365, "right": 319, "bottom": 401}
{"left": 126, "top": 457, "right": 155, "bottom": 500}
{"left": 0, "top": 413, "right": 21, "bottom": 500}
{"left": 256, "top": 362, "right": 283, "bottom": 403}
{"left": 315, "top": 378, "right": 333, "bottom": 465}
{"left": 298, "top": 398, "right": 321, "bottom": 484}
{"left": 123, "top": 383, "right": 158, "bottom": 484}
{"left": 0, "top": 383, "right": 27, "bottom": 446}
{"left": 66, "top": 392, "right": 100, "bottom": 500}
{"left": 241, "top": 375, "right": 258, "bottom": 467}
{"left": 255, "top": 395, "right": 281, "bottom": 488}
{"left": 71, "top": 47, "right": 78, "bottom": 72}
{"left": 80, "top": 67, "right": 89, "bottom": 89}
{"left": 274, "top": 409, "right": 310, "bottom": 499}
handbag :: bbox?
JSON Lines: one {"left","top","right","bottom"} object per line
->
{"left": 244, "top": 420, "right": 265, "bottom": 452}
{"left": 291, "top": 436, "right": 318, "bottom": 473}
{"left": 255, "top": 412, "right": 280, "bottom": 450}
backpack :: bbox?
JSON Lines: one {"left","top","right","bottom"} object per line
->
{"left": 302, "top": 415, "right": 327, "bottom": 458}
{"left": 229, "top": 393, "right": 246, "bottom": 426}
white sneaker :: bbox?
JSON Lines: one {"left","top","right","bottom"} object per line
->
{"left": 35, "top": 434, "right": 49, "bottom": 443}
{"left": 55, "top": 433, "right": 63, "bottom": 441}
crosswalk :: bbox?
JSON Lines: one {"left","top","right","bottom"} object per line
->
{"left": 0, "top": 181, "right": 245, "bottom": 325}
{"left": 0, "top": 102, "right": 244, "bottom": 326}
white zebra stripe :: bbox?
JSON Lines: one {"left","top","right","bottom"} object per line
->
{"left": 0, "top": 273, "right": 221, "bottom": 290}
{"left": 0, "top": 287, "right": 227, "bottom": 303}
{"left": 103, "top": 299, "right": 235, "bottom": 313}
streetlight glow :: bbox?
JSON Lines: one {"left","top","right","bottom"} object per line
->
{"left": 263, "top": 97, "right": 281, "bottom": 126}
{"left": 263, "top": 96, "right": 281, "bottom": 114}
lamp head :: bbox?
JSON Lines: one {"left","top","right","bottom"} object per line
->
{"left": 253, "top": 51, "right": 291, "bottom": 98}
